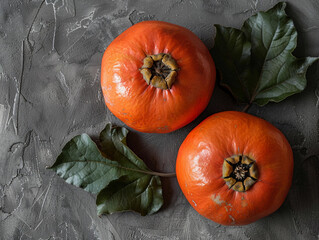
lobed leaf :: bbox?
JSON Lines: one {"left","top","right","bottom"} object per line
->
{"left": 49, "top": 123, "right": 163, "bottom": 216}
{"left": 96, "top": 175, "right": 163, "bottom": 216}
{"left": 211, "top": 2, "right": 318, "bottom": 106}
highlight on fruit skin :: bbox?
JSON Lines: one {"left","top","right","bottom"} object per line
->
{"left": 101, "top": 20, "right": 216, "bottom": 133}
{"left": 176, "top": 111, "right": 293, "bottom": 225}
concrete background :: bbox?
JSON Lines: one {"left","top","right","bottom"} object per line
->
{"left": 0, "top": 0, "right": 319, "bottom": 239}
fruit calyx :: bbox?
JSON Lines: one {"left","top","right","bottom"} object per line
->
{"left": 140, "top": 53, "right": 179, "bottom": 89}
{"left": 223, "top": 154, "right": 258, "bottom": 192}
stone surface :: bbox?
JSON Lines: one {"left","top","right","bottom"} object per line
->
{"left": 0, "top": 0, "right": 319, "bottom": 239}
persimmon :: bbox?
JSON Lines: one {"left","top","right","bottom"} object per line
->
{"left": 101, "top": 21, "right": 216, "bottom": 133}
{"left": 176, "top": 111, "right": 293, "bottom": 225}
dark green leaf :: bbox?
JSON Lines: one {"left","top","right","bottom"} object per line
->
{"left": 211, "top": 2, "right": 319, "bottom": 106}
{"left": 49, "top": 123, "right": 163, "bottom": 216}
{"left": 49, "top": 133, "right": 125, "bottom": 194}
{"left": 99, "top": 123, "right": 149, "bottom": 171}
{"left": 96, "top": 174, "right": 162, "bottom": 216}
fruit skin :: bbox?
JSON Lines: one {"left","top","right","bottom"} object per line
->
{"left": 176, "top": 111, "right": 293, "bottom": 225}
{"left": 101, "top": 21, "right": 216, "bottom": 133}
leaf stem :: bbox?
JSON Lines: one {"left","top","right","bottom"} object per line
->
{"left": 147, "top": 171, "right": 176, "bottom": 177}
{"left": 112, "top": 163, "right": 176, "bottom": 177}
{"left": 48, "top": 159, "right": 176, "bottom": 178}
{"left": 242, "top": 103, "right": 251, "bottom": 112}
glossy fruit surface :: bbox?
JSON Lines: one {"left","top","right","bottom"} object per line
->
{"left": 101, "top": 21, "right": 215, "bottom": 133}
{"left": 176, "top": 111, "right": 293, "bottom": 225}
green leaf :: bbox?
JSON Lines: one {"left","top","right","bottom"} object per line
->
{"left": 211, "top": 2, "right": 319, "bottom": 106}
{"left": 49, "top": 133, "right": 125, "bottom": 194}
{"left": 96, "top": 174, "right": 163, "bottom": 216}
{"left": 49, "top": 123, "right": 164, "bottom": 216}
{"left": 99, "top": 123, "right": 149, "bottom": 171}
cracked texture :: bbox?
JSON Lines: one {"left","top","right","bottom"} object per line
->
{"left": 0, "top": 0, "right": 319, "bottom": 239}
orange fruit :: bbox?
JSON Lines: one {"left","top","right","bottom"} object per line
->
{"left": 101, "top": 21, "right": 216, "bottom": 133}
{"left": 176, "top": 111, "right": 293, "bottom": 225}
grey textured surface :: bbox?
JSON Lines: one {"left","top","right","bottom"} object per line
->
{"left": 0, "top": 0, "right": 319, "bottom": 239}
